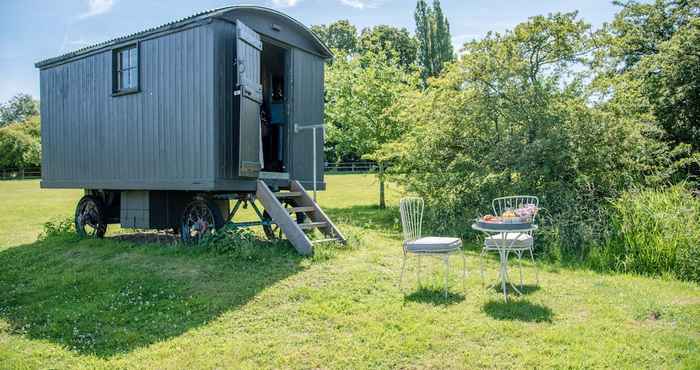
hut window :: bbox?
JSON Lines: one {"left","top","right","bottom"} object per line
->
{"left": 113, "top": 45, "right": 139, "bottom": 94}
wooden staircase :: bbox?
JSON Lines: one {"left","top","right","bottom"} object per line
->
{"left": 256, "top": 180, "right": 346, "bottom": 255}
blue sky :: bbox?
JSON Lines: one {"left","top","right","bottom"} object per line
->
{"left": 0, "top": 0, "right": 625, "bottom": 101}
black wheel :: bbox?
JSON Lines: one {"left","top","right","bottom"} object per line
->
{"left": 75, "top": 195, "right": 108, "bottom": 238}
{"left": 180, "top": 197, "right": 224, "bottom": 244}
{"left": 262, "top": 200, "right": 306, "bottom": 240}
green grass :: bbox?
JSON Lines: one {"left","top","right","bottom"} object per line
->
{"left": 1, "top": 175, "right": 699, "bottom": 368}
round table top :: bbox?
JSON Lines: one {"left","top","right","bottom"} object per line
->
{"left": 471, "top": 223, "right": 538, "bottom": 233}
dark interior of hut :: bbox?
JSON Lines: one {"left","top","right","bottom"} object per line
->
{"left": 260, "top": 41, "right": 288, "bottom": 173}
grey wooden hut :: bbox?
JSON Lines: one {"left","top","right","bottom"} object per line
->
{"left": 35, "top": 6, "right": 344, "bottom": 255}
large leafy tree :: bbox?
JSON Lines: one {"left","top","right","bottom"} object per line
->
{"left": 599, "top": 0, "right": 699, "bottom": 72}
{"left": 414, "top": 0, "right": 454, "bottom": 84}
{"left": 358, "top": 25, "right": 418, "bottom": 69}
{"left": 0, "top": 93, "right": 39, "bottom": 127}
{"left": 589, "top": 0, "right": 700, "bottom": 184}
{"left": 639, "top": 17, "right": 700, "bottom": 153}
{"left": 595, "top": 0, "right": 700, "bottom": 157}
{"left": 325, "top": 51, "right": 419, "bottom": 208}
{"left": 311, "top": 20, "right": 358, "bottom": 54}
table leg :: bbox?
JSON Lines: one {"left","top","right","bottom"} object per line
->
{"left": 499, "top": 249, "right": 508, "bottom": 301}
{"left": 498, "top": 250, "right": 525, "bottom": 302}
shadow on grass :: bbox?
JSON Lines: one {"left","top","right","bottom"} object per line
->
{"left": 404, "top": 286, "right": 465, "bottom": 306}
{"left": 491, "top": 283, "right": 541, "bottom": 296}
{"left": 324, "top": 205, "right": 401, "bottom": 235}
{"left": 109, "top": 231, "right": 179, "bottom": 244}
{"left": 0, "top": 234, "right": 304, "bottom": 358}
{"left": 483, "top": 299, "right": 553, "bottom": 322}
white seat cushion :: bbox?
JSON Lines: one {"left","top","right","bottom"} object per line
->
{"left": 484, "top": 233, "right": 533, "bottom": 248}
{"left": 405, "top": 237, "right": 462, "bottom": 253}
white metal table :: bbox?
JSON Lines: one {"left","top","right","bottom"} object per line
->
{"left": 472, "top": 223, "right": 538, "bottom": 301}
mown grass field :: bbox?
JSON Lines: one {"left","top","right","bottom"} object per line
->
{"left": 1, "top": 175, "right": 699, "bottom": 369}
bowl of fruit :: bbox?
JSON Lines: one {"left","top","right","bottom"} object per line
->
{"left": 476, "top": 204, "right": 538, "bottom": 230}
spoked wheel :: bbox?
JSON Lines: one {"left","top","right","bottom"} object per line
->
{"left": 75, "top": 195, "right": 108, "bottom": 238}
{"left": 262, "top": 200, "right": 306, "bottom": 240}
{"left": 180, "top": 197, "right": 224, "bottom": 244}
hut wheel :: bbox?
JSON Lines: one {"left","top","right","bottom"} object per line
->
{"left": 180, "top": 197, "right": 224, "bottom": 244}
{"left": 75, "top": 195, "right": 108, "bottom": 238}
{"left": 262, "top": 200, "right": 306, "bottom": 240}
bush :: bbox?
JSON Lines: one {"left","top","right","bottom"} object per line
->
{"left": 594, "top": 185, "right": 700, "bottom": 282}
{"left": 387, "top": 13, "right": 681, "bottom": 261}
{"left": 196, "top": 225, "right": 300, "bottom": 261}
{"left": 0, "top": 115, "right": 41, "bottom": 168}
{"left": 39, "top": 218, "right": 76, "bottom": 241}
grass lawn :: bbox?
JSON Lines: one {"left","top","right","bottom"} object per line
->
{"left": 0, "top": 174, "right": 699, "bottom": 369}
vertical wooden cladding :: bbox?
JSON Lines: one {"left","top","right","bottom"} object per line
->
{"left": 39, "top": 25, "right": 215, "bottom": 190}
{"left": 290, "top": 48, "right": 325, "bottom": 187}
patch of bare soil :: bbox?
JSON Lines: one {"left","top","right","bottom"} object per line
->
{"left": 109, "top": 231, "right": 179, "bottom": 245}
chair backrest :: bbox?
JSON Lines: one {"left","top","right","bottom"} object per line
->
{"left": 492, "top": 196, "right": 539, "bottom": 220}
{"left": 400, "top": 197, "right": 423, "bottom": 244}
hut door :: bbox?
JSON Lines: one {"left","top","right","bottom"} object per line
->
{"left": 234, "top": 20, "right": 263, "bottom": 178}
{"left": 290, "top": 49, "right": 325, "bottom": 186}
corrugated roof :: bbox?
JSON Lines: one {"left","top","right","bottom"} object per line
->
{"left": 35, "top": 5, "right": 332, "bottom": 68}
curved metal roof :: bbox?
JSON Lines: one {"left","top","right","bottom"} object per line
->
{"left": 35, "top": 5, "right": 333, "bottom": 68}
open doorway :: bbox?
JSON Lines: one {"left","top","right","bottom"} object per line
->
{"left": 260, "top": 41, "right": 288, "bottom": 173}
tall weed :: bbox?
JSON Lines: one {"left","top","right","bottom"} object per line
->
{"left": 595, "top": 184, "right": 700, "bottom": 282}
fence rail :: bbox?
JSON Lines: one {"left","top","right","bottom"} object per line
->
{"left": 0, "top": 163, "right": 377, "bottom": 180}
{"left": 324, "top": 161, "right": 379, "bottom": 173}
{"left": 0, "top": 168, "right": 41, "bottom": 180}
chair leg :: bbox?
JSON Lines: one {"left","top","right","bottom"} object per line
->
{"left": 529, "top": 247, "right": 539, "bottom": 285}
{"left": 417, "top": 255, "right": 422, "bottom": 287}
{"left": 444, "top": 255, "right": 450, "bottom": 298}
{"left": 479, "top": 248, "right": 486, "bottom": 287}
{"left": 517, "top": 251, "right": 524, "bottom": 289}
{"left": 399, "top": 254, "right": 407, "bottom": 292}
{"left": 462, "top": 252, "right": 467, "bottom": 293}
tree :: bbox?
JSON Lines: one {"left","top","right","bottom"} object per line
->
{"left": 414, "top": 0, "right": 433, "bottom": 82}
{"left": 594, "top": 0, "right": 700, "bottom": 164}
{"left": 0, "top": 115, "right": 41, "bottom": 169}
{"left": 431, "top": 0, "right": 454, "bottom": 74}
{"left": 599, "top": 0, "right": 699, "bottom": 72}
{"left": 311, "top": 20, "right": 358, "bottom": 54}
{"left": 414, "top": 0, "right": 454, "bottom": 84}
{"left": 640, "top": 17, "right": 700, "bottom": 153}
{"left": 325, "top": 51, "right": 419, "bottom": 208}
{"left": 358, "top": 25, "right": 418, "bottom": 69}
{"left": 0, "top": 93, "right": 39, "bottom": 127}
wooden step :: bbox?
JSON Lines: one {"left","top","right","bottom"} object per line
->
{"left": 298, "top": 221, "right": 329, "bottom": 230}
{"left": 257, "top": 182, "right": 313, "bottom": 255}
{"left": 275, "top": 191, "right": 303, "bottom": 199}
{"left": 289, "top": 206, "right": 315, "bottom": 213}
{"left": 256, "top": 180, "right": 346, "bottom": 256}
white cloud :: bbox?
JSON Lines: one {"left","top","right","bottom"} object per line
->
{"left": 79, "top": 0, "right": 114, "bottom": 19}
{"left": 339, "top": 0, "right": 384, "bottom": 9}
{"left": 271, "top": 0, "right": 300, "bottom": 7}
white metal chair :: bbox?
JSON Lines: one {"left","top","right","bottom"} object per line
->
{"left": 480, "top": 196, "right": 540, "bottom": 288}
{"left": 399, "top": 197, "right": 466, "bottom": 297}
